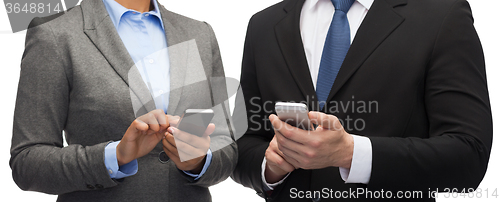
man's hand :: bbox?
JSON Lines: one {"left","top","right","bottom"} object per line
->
{"left": 162, "top": 122, "right": 214, "bottom": 174}
{"left": 269, "top": 111, "right": 354, "bottom": 170}
{"left": 117, "top": 109, "right": 169, "bottom": 166}
{"left": 264, "top": 135, "right": 296, "bottom": 184}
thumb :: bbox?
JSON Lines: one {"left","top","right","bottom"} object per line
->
{"left": 308, "top": 111, "right": 343, "bottom": 131}
{"left": 202, "top": 123, "right": 216, "bottom": 138}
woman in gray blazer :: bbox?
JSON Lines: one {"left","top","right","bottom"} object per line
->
{"left": 10, "top": 0, "right": 236, "bottom": 201}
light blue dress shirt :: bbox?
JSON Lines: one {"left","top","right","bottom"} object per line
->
{"left": 102, "top": 0, "right": 212, "bottom": 180}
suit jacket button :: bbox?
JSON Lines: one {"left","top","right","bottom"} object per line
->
{"left": 158, "top": 151, "right": 170, "bottom": 163}
{"left": 95, "top": 184, "right": 104, "bottom": 189}
{"left": 86, "top": 184, "right": 95, "bottom": 190}
{"left": 312, "top": 196, "right": 321, "bottom": 202}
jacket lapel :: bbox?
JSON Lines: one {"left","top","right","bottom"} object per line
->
{"left": 159, "top": 6, "right": 189, "bottom": 115}
{"left": 325, "top": 0, "right": 407, "bottom": 103}
{"left": 81, "top": 0, "right": 155, "bottom": 114}
{"left": 275, "top": 0, "right": 318, "bottom": 108}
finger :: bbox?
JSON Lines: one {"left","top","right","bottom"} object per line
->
{"left": 273, "top": 127, "right": 307, "bottom": 153}
{"left": 178, "top": 147, "right": 203, "bottom": 162}
{"left": 154, "top": 131, "right": 165, "bottom": 141}
{"left": 168, "top": 127, "right": 193, "bottom": 143}
{"left": 266, "top": 150, "right": 295, "bottom": 172}
{"left": 272, "top": 141, "right": 286, "bottom": 158}
{"left": 173, "top": 136, "right": 209, "bottom": 160}
{"left": 138, "top": 111, "right": 160, "bottom": 132}
{"left": 275, "top": 133, "right": 302, "bottom": 157}
{"left": 164, "top": 148, "right": 198, "bottom": 165}
{"left": 168, "top": 141, "right": 202, "bottom": 162}
{"left": 159, "top": 115, "right": 170, "bottom": 132}
{"left": 269, "top": 114, "right": 309, "bottom": 144}
{"left": 164, "top": 132, "right": 177, "bottom": 148}
{"left": 271, "top": 134, "right": 298, "bottom": 161}
{"left": 202, "top": 123, "right": 215, "bottom": 138}
{"left": 167, "top": 129, "right": 209, "bottom": 161}
{"left": 280, "top": 154, "right": 301, "bottom": 169}
{"left": 269, "top": 114, "right": 293, "bottom": 132}
{"left": 152, "top": 109, "right": 169, "bottom": 132}
{"left": 279, "top": 146, "right": 303, "bottom": 168}
{"left": 269, "top": 136, "right": 298, "bottom": 170}
{"left": 162, "top": 138, "right": 179, "bottom": 158}
{"left": 169, "top": 127, "right": 209, "bottom": 148}
{"left": 167, "top": 115, "right": 181, "bottom": 127}
{"left": 163, "top": 147, "right": 181, "bottom": 163}
{"left": 132, "top": 119, "right": 149, "bottom": 132}
{"left": 308, "top": 111, "right": 343, "bottom": 131}
{"left": 173, "top": 136, "right": 206, "bottom": 155}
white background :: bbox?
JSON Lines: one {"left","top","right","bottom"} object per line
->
{"left": 0, "top": 0, "right": 498, "bottom": 201}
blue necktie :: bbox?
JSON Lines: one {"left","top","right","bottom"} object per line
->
{"left": 316, "top": 0, "right": 355, "bottom": 110}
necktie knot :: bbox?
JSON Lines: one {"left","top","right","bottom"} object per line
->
{"left": 331, "top": 0, "right": 355, "bottom": 13}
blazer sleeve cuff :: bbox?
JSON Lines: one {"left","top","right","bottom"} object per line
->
{"left": 181, "top": 149, "right": 213, "bottom": 180}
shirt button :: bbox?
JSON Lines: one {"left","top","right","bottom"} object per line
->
{"left": 149, "top": 59, "right": 154, "bottom": 64}
{"left": 108, "top": 169, "right": 113, "bottom": 174}
{"left": 145, "top": 13, "right": 150, "bottom": 17}
{"left": 159, "top": 90, "right": 164, "bottom": 94}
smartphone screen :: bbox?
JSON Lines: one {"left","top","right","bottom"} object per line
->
{"left": 177, "top": 109, "right": 214, "bottom": 137}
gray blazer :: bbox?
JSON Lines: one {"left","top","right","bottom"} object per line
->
{"left": 10, "top": 0, "right": 237, "bottom": 201}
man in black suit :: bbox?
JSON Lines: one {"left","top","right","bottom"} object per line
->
{"left": 231, "top": 0, "right": 492, "bottom": 201}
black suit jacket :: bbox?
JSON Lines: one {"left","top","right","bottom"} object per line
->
{"left": 231, "top": 0, "right": 492, "bottom": 201}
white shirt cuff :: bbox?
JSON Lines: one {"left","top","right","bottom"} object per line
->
{"left": 261, "top": 157, "right": 291, "bottom": 191}
{"left": 339, "top": 135, "right": 372, "bottom": 184}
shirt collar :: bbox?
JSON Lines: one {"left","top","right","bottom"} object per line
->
{"left": 357, "top": 0, "right": 374, "bottom": 10}
{"left": 305, "top": 0, "right": 374, "bottom": 10}
{"left": 102, "top": 0, "right": 164, "bottom": 30}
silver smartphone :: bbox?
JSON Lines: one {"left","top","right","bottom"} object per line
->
{"left": 275, "top": 102, "right": 314, "bottom": 130}
{"left": 177, "top": 109, "right": 214, "bottom": 137}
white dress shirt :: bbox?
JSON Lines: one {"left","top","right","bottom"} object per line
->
{"left": 262, "top": 0, "right": 374, "bottom": 191}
